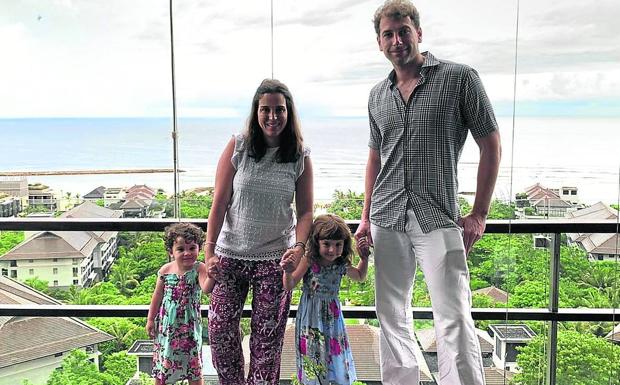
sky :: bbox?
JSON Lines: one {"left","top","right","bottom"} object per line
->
{"left": 1, "top": 0, "right": 619, "bottom": 118}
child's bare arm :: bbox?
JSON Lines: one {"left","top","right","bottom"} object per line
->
{"left": 346, "top": 246, "right": 369, "bottom": 282}
{"left": 197, "top": 262, "right": 215, "bottom": 294}
{"left": 282, "top": 256, "right": 310, "bottom": 290}
{"left": 146, "top": 268, "right": 166, "bottom": 338}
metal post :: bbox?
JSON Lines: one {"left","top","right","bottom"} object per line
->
{"left": 169, "top": 0, "right": 180, "bottom": 219}
{"left": 546, "top": 233, "right": 561, "bottom": 384}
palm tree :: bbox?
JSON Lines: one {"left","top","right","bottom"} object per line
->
{"left": 67, "top": 285, "right": 91, "bottom": 305}
{"left": 109, "top": 258, "right": 139, "bottom": 296}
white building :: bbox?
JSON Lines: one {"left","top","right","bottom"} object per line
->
{"left": 566, "top": 202, "right": 620, "bottom": 262}
{"left": 0, "top": 202, "right": 122, "bottom": 288}
{"left": 0, "top": 276, "right": 112, "bottom": 385}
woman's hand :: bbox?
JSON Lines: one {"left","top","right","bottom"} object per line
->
{"left": 205, "top": 255, "right": 222, "bottom": 280}
{"left": 280, "top": 245, "right": 304, "bottom": 272}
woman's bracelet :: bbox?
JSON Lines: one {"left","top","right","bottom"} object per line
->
{"left": 292, "top": 241, "right": 306, "bottom": 251}
{"left": 205, "top": 241, "right": 216, "bottom": 247}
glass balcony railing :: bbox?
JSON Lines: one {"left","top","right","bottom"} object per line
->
{"left": 0, "top": 218, "right": 618, "bottom": 385}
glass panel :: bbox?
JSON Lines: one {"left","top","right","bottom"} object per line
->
{"left": 174, "top": 2, "right": 271, "bottom": 215}
{"left": 553, "top": 322, "right": 620, "bottom": 384}
{"left": 0, "top": 1, "right": 172, "bottom": 219}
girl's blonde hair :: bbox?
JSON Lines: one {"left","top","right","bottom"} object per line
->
{"left": 306, "top": 214, "right": 354, "bottom": 265}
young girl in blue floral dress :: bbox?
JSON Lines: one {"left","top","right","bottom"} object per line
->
{"left": 282, "top": 214, "right": 370, "bottom": 385}
{"left": 146, "top": 223, "right": 214, "bottom": 385}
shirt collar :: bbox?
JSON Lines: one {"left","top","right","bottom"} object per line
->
{"left": 387, "top": 51, "right": 439, "bottom": 88}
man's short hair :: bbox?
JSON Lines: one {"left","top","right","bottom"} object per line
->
{"left": 373, "top": 0, "right": 420, "bottom": 35}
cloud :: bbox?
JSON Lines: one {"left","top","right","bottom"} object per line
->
{"left": 1, "top": 0, "right": 618, "bottom": 118}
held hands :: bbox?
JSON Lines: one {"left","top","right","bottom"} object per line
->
{"left": 280, "top": 245, "right": 304, "bottom": 273}
{"left": 205, "top": 253, "right": 222, "bottom": 281}
{"left": 354, "top": 219, "right": 373, "bottom": 258}
{"left": 356, "top": 235, "right": 371, "bottom": 260}
{"left": 458, "top": 212, "right": 487, "bottom": 256}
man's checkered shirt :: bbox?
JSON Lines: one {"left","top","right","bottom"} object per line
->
{"left": 368, "top": 52, "right": 498, "bottom": 233}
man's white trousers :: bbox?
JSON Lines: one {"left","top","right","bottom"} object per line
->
{"left": 371, "top": 210, "right": 485, "bottom": 385}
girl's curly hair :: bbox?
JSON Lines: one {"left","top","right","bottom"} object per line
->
{"left": 306, "top": 214, "right": 354, "bottom": 265}
{"left": 163, "top": 222, "right": 205, "bottom": 252}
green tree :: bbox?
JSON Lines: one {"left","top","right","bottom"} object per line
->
{"left": 20, "top": 204, "right": 52, "bottom": 216}
{"left": 109, "top": 257, "right": 140, "bottom": 296}
{"left": 67, "top": 285, "right": 93, "bottom": 305}
{"left": 515, "top": 330, "right": 620, "bottom": 385}
{"left": 163, "top": 192, "right": 213, "bottom": 218}
{"left": 23, "top": 277, "right": 50, "bottom": 293}
{"left": 47, "top": 350, "right": 110, "bottom": 385}
{"left": 101, "top": 351, "right": 136, "bottom": 385}
{"left": 326, "top": 190, "right": 364, "bottom": 220}
{"left": 87, "top": 318, "right": 148, "bottom": 356}
{"left": 0, "top": 231, "right": 24, "bottom": 254}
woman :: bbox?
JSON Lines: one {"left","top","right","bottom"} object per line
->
{"left": 205, "top": 78, "right": 314, "bottom": 385}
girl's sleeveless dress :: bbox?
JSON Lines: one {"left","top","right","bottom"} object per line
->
{"left": 295, "top": 262, "right": 357, "bottom": 385}
{"left": 152, "top": 262, "right": 203, "bottom": 384}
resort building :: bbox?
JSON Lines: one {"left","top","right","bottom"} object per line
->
{"left": 119, "top": 185, "right": 157, "bottom": 218}
{"left": 488, "top": 324, "right": 536, "bottom": 372}
{"left": 103, "top": 187, "right": 126, "bottom": 208}
{"left": 83, "top": 186, "right": 106, "bottom": 203}
{"left": 521, "top": 183, "right": 574, "bottom": 217}
{"left": 0, "top": 275, "right": 112, "bottom": 385}
{"left": 0, "top": 177, "right": 29, "bottom": 211}
{"left": 27, "top": 184, "right": 57, "bottom": 212}
{"left": 0, "top": 195, "right": 22, "bottom": 217}
{"left": 566, "top": 202, "right": 620, "bottom": 262}
{"left": 0, "top": 202, "right": 122, "bottom": 288}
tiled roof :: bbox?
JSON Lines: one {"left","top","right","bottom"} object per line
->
{"left": 0, "top": 232, "right": 84, "bottom": 260}
{"left": 531, "top": 197, "right": 572, "bottom": 208}
{"left": 473, "top": 286, "right": 508, "bottom": 303}
{"left": 0, "top": 317, "right": 113, "bottom": 368}
{"left": 0, "top": 202, "right": 121, "bottom": 261}
{"left": 566, "top": 202, "right": 619, "bottom": 255}
{"left": 0, "top": 276, "right": 113, "bottom": 369}
{"left": 606, "top": 323, "right": 620, "bottom": 343}
{"left": 566, "top": 202, "right": 617, "bottom": 220}
{"left": 416, "top": 328, "right": 494, "bottom": 353}
{"left": 83, "top": 186, "right": 106, "bottom": 199}
{"left": 484, "top": 367, "right": 514, "bottom": 385}
{"left": 61, "top": 201, "right": 123, "bottom": 219}
{"left": 127, "top": 185, "right": 155, "bottom": 195}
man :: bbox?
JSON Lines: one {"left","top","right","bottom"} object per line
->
{"left": 354, "top": 1, "right": 501, "bottom": 384}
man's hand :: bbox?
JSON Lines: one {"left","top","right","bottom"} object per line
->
{"left": 354, "top": 219, "right": 374, "bottom": 248}
{"left": 356, "top": 234, "right": 371, "bottom": 260}
{"left": 458, "top": 212, "right": 486, "bottom": 255}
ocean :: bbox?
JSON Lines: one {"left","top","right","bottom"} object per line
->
{"left": 1, "top": 117, "right": 619, "bottom": 206}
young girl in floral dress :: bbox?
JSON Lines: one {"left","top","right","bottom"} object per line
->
{"left": 146, "top": 223, "right": 214, "bottom": 385}
{"left": 281, "top": 214, "right": 370, "bottom": 385}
